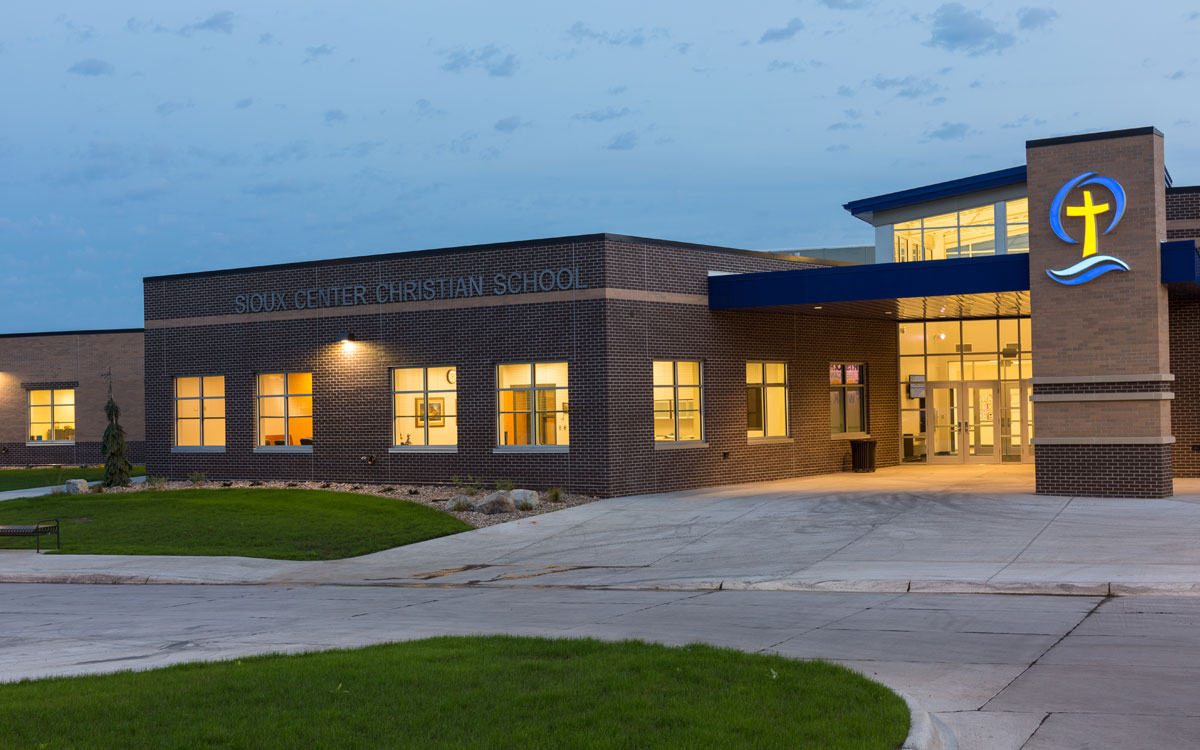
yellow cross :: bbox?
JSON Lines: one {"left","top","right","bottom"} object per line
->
{"left": 1065, "top": 189, "right": 1110, "bottom": 257}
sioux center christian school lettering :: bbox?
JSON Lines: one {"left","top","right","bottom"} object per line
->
{"left": 233, "top": 266, "right": 588, "bottom": 313}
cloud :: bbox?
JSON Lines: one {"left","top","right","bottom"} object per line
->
{"left": 258, "top": 33, "right": 275, "bottom": 45}
{"left": 1017, "top": 7, "right": 1058, "bottom": 30}
{"left": 235, "top": 98, "right": 253, "bottom": 109}
{"left": 182, "top": 11, "right": 234, "bottom": 35}
{"left": 927, "top": 121, "right": 971, "bottom": 140}
{"left": 304, "top": 44, "right": 335, "bottom": 63}
{"left": 68, "top": 59, "right": 114, "bottom": 76}
{"left": 493, "top": 116, "right": 526, "bottom": 133}
{"left": 155, "top": 101, "right": 190, "bottom": 116}
{"left": 1001, "top": 115, "right": 1047, "bottom": 129}
{"left": 1169, "top": 70, "right": 1187, "bottom": 81}
{"left": 827, "top": 121, "right": 863, "bottom": 130}
{"left": 759, "top": 18, "right": 804, "bottom": 43}
{"left": 567, "top": 22, "right": 662, "bottom": 47}
{"left": 837, "top": 84, "right": 855, "bottom": 97}
{"left": 573, "top": 106, "right": 632, "bottom": 122}
{"left": 869, "top": 74, "right": 939, "bottom": 98}
{"left": 607, "top": 85, "right": 628, "bottom": 95}
{"left": 440, "top": 44, "right": 519, "bottom": 76}
{"left": 926, "top": 4, "right": 1014, "bottom": 56}
{"left": 767, "top": 60, "right": 804, "bottom": 73}
{"left": 344, "top": 141, "right": 383, "bottom": 157}
{"left": 826, "top": 144, "right": 850, "bottom": 152}
{"left": 820, "top": 0, "right": 868, "bottom": 7}
{"left": 414, "top": 99, "right": 444, "bottom": 117}
{"left": 324, "top": 109, "right": 347, "bottom": 125}
{"left": 262, "top": 141, "right": 309, "bottom": 164}
{"left": 604, "top": 131, "right": 638, "bottom": 150}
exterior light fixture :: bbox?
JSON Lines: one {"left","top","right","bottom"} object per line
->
{"left": 337, "top": 332, "right": 355, "bottom": 351}
{"left": 814, "top": 306, "right": 823, "bottom": 310}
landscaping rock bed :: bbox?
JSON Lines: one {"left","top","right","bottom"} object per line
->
{"left": 100, "top": 479, "right": 599, "bottom": 528}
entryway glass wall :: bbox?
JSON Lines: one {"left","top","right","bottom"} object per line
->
{"left": 897, "top": 318, "right": 1034, "bottom": 463}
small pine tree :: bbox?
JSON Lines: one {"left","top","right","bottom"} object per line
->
{"left": 101, "top": 369, "right": 132, "bottom": 487}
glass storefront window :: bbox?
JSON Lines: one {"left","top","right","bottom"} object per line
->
{"left": 925, "top": 321, "right": 960, "bottom": 354}
{"left": 655, "top": 360, "right": 704, "bottom": 442}
{"left": 393, "top": 367, "right": 457, "bottom": 448}
{"left": 257, "top": 372, "right": 313, "bottom": 447}
{"left": 497, "top": 363, "right": 568, "bottom": 446}
{"left": 175, "top": 376, "right": 225, "bottom": 447}
{"left": 747, "top": 362, "right": 788, "bottom": 439}
{"left": 27, "top": 388, "right": 75, "bottom": 443}
{"left": 890, "top": 199, "right": 1033, "bottom": 262}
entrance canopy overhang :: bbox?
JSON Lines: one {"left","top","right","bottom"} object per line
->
{"left": 709, "top": 254, "right": 1031, "bottom": 320}
{"left": 710, "top": 240, "right": 1200, "bottom": 321}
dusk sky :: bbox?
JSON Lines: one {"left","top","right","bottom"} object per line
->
{"left": 3, "top": 2, "right": 1199, "bottom": 332}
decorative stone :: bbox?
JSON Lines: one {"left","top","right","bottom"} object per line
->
{"left": 447, "top": 494, "right": 475, "bottom": 511}
{"left": 510, "top": 489, "right": 540, "bottom": 507}
{"left": 472, "top": 490, "right": 516, "bottom": 515}
{"left": 63, "top": 479, "right": 89, "bottom": 495}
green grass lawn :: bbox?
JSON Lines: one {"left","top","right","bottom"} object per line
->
{"left": 0, "top": 636, "right": 909, "bottom": 749}
{"left": 0, "top": 488, "right": 469, "bottom": 559}
{"left": 0, "top": 465, "right": 146, "bottom": 492}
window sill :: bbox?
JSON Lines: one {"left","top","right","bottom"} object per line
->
{"left": 253, "top": 446, "right": 314, "bottom": 454}
{"left": 831, "top": 432, "right": 872, "bottom": 440}
{"left": 390, "top": 446, "right": 458, "bottom": 453}
{"left": 25, "top": 441, "right": 74, "bottom": 447}
{"left": 655, "top": 441, "right": 709, "bottom": 450}
{"left": 172, "top": 446, "right": 226, "bottom": 454}
{"left": 492, "top": 446, "right": 569, "bottom": 454}
{"left": 748, "top": 437, "right": 793, "bottom": 445}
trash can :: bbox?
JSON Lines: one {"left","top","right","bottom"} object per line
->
{"left": 850, "top": 438, "right": 877, "bottom": 473}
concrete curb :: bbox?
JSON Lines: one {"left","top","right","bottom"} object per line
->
{"left": 898, "top": 691, "right": 956, "bottom": 750}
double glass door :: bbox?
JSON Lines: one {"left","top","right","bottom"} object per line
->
{"left": 927, "top": 381, "right": 1030, "bottom": 463}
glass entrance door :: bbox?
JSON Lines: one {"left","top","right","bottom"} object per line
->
{"left": 927, "top": 381, "right": 1002, "bottom": 464}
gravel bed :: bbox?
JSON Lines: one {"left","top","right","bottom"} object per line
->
{"left": 99, "top": 479, "right": 600, "bottom": 528}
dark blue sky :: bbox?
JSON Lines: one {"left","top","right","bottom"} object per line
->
{"left": 3, "top": 2, "right": 1198, "bottom": 332}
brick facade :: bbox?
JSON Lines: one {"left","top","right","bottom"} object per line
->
{"left": 1035, "top": 443, "right": 1173, "bottom": 498}
{"left": 0, "top": 330, "right": 146, "bottom": 467}
{"left": 142, "top": 235, "right": 898, "bottom": 496}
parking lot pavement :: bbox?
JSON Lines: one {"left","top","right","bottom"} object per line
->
{"left": 4, "top": 583, "right": 1199, "bottom": 748}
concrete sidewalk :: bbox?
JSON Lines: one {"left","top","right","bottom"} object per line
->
{"left": 5, "top": 465, "right": 1200, "bottom": 595}
{"left": 0, "top": 475, "right": 146, "bottom": 502}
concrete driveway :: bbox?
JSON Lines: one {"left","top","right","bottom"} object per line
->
{"left": 7, "top": 464, "right": 1200, "bottom": 595}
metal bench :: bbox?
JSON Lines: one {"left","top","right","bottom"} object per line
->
{"left": 0, "top": 519, "right": 59, "bottom": 553}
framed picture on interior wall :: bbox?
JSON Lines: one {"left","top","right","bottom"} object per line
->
{"left": 416, "top": 397, "right": 445, "bottom": 428}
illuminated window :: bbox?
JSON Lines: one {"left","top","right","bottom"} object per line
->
{"left": 393, "top": 367, "right": 458, "bottom": 448}
{"left": 1005, "top": 198, "right": 1029, "bottom": 253}
{"left": 892, "top": 204, "right": 998, "bottom": 261}
{"left": 497, "top": 363, "right": 569, "bottom": 446}
{"left": 747, "top": 362, "right": 788, "bottom": 439}
{"left": 28, "top": 389, "right": 75, "bottom": 443}
{"left": 654, "top": 361, "right": 703, "bottom": 442}
{"left": 175, "top": 376, "right": 226, "bottom": 447}
{"left": 256, "top": 373, "right": 313, "bottom": 448}
{"left": 830, "top": 364, "right": 867, "bottom": 435}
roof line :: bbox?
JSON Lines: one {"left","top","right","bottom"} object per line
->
{"left": 0, "top": 327, "right": 143, "bottom": 339}
{"left": 142, "top": 232, "right": 829, "bottom": 283}
{"left": 1027, "top": 126, "right": 1162, "bottom": 149}
{"left": 843, "top": 165, "right": 1027, "bottom": 218}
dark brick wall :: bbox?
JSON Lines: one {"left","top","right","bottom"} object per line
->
{"left": 1170, "top": 295, "right": 1200, "bottom": 476}
{"left": 1167, "top": 187, "right": 1200, "bottom": 221}
{"left": 1035, "top": 443, "right": 1173, "bottom": 498}
{"left": 144, "top": 236, "right": 898, "bottom": 496}
{"left": 0, "top": 441, "right": 146, "bottom": 467}
{"left": 1033, "top": 382, "right": 1173, "bottom": 395}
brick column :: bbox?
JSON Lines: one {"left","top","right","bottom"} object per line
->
{"left": 1027, "top": 128, "right": 1173, "bottom": 497}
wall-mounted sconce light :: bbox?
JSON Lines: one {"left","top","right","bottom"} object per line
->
{"left": 336, "top": 332, "right": 355, "bottom": 351}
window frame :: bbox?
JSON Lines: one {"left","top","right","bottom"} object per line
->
{"left": 391, "top": 366, "right": 459, "bottom": 453}
{"left": 653, "top": 360, "right": 706, "bottom": 445}
{"left": 746, "top": 361, "right": 790, "bottom": 441}
{"left": 26, "top": 388, "right": 76, "bottom": 446}
{"left": 173, "top": 375, "right": 227, "bottom": 452}
{"left": 830, "top": 363, "right": 869, "bottom": 437}
{"left": 254, "top": 372, "right": 314, "bottom": 453}
{"left": 494, "top": 361, "right": 570, "bottom": 452}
